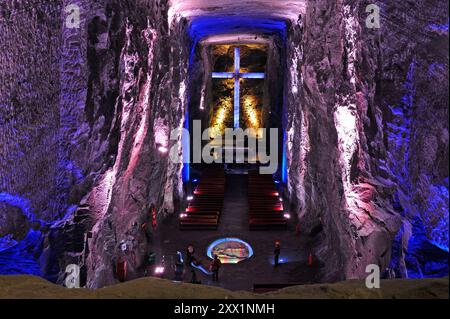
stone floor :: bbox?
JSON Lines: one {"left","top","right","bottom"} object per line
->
{"left": 154, "top": 173, "right": 323, "bottom": 291}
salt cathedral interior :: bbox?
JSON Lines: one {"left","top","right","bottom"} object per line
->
{"left": 0, "top": 0, "right": 448, "bottom": 299}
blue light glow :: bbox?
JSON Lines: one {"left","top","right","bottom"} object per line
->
{"left": 60, "top": 160, "right": 84, "bottom": 182}
{"left": 241, "top": 73, "right": 265, "bottom": 79}
{"left": 211, "top": 72, "right": 234, "bottom": 78}
{"left": 427, "top": 20, "right": 449, "bottom": 32}
{"left": 428, "top": 62, "right": 446, "bottom": 78}
{"left": 234, "top": 47, "right": 240, "bottom": 74}
{"left": 405, "top": 217, "right": 449, "bottom": 278}
{"left": 177, "top": 251, "right": 184, "bottom": 264}
{"left": 388, "top": 60, "right": 448, "bottom": 251}
{"left": 281, "top": 130, "right": 287, "bottom": 183}
{"left": 269, "top": 256, "right": 295, "bottom": 265}
{"left": 234, "top": 94, "right": 240, "bottom": 127}
{"left": 0, "top": 192, "right": 38, "bottom": 223}
{"left": 182, "top": 88, "right": 190, "bottom": 182}
{"left": 0, "top": 234, "right": 17, "bottom": 252}
{"left": 424, "top": 183, "right": 449, "bottom": 251}
{"left": 188, "top": 16, "right": 287, "bottom": 44}
{"left": 0, "top": 193, "right": 77, "bottom": 277}
{"left": 191, "top": 262, "right": 213, "bottom": 275}
{"left": 386, "top": 59, "right": 449, "bottom": 277}
{"left": 0, "top": 229, "right": 42, "bottom": 276}
{"left": 387, "top": 60, "right": 415, "bottom": 191}
{"left": 234, "top": 47, "right": 240, "bottom": 129}
{"left": 188, "top": 15, "right": 286, "bottom": 130}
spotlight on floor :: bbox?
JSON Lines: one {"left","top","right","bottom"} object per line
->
{"left": 283, "top": 213, "right": 291, "bottom": 219}
{"left": 154, "top": 266, "right": 165, "bottom": 275}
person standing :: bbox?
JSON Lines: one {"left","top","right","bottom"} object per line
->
{"left": 274, "top": 241, "right": 281, "bottom": 267}
{"left": 174, "top": 251, "right": 184, "bottom": 282}
{"left": 116, "top": 256, "right": 127, "bottom": 282}
{"left": 190, "top": 270, "right": 201, "bottom": 284}
{"left": 210, "top": 254, "right": 222, "bottom": 282}
{"left": 186, "top": 244, "right": 195, "bottom": 265}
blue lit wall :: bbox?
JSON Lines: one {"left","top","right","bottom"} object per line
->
{"left": 0, "top": 192, "right": 38, "bottom": 223}
{"left": 0, "top": 193, "right": 42, "bottom": 275}
{"left": 188, "top": 16, "right": 287, "bottom": 45}
{"left": 0, "top": 192, "right": 77, "bottom": 276}
{"left": 387, "top": 59, "right": 449, "bottom": 278}
{"left": 281, "top": 130, "right": 287, "bottom": 183}
{"left": 182, "top": 105, "right": 190, "bottom": 182}
{"left": 0, "top": 229, "right": 42, "bottom": 276}
{"left": 427, "top": 19, "right": 449, "bottom": 32}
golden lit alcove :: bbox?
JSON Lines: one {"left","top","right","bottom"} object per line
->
{"left": 210, "top": 44, "right": 267, "bottom": 135}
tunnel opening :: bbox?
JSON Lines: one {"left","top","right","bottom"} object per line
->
{"left": 185, "top": 16, "right": 287, "bottom": 180}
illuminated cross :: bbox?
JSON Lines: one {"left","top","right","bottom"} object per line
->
{"left": 212, "top": 47, "right": 265, "bottom": 129}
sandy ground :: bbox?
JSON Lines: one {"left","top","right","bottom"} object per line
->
{"left": 0, "top": 275, "right": 448, "bottom": 299}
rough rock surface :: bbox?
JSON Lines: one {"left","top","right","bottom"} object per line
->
{"left": 83, "top": 0, "right": 190, "bottom": 288}
{"left": 284, "top": 0, "right": 448, "bottom": 281}
{"left": 1, "top": 0, "right": 189, "bottom": 287}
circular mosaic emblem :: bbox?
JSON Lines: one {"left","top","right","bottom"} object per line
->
{"left": 206, "top": 238, "right": 254, "bottom": 264}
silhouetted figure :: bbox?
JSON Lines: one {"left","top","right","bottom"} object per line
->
{"left": 210, "top": 254, "right": 222, "bottom": 282}
{"left": 274, "top": 241, "right": 281, "bottom": 267}
{"left": 308, "top": 252, "right": 313, "bottom": 267}
{"left": 186, "top": 244, "right": 195, "bottom": 265}
{"left": 190, "top": 270, "right": 201, "bottom": 284}
{"left": 117, "top": 257, "right": 127, "bottom": 282}
{"left": 174, "top": 252, "right": 184, "bottom": 281}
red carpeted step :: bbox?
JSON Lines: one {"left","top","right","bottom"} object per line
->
{"left": 247, "top": 173, "right": 288, "bottom": 230}
{"left": 180, "top": 168, "right": 225, "bottom": 230}
{"left": 184, "top": 210, "right": 220, "bottom": 216}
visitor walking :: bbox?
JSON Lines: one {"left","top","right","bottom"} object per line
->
{"left": 274, "top": 241, "right": 281, "bottom": 267}
{"left": 190, "top": 270, "right": 201, "bottom": 284}
{"left": 210, "top": 254, "right": 222, "bottom": 282}
{"left": 116, "top": 256, "right": 127, "bottom": 282}
{"left": 186, "top": 244, "right": 195, "bottom": 265}
{"left": 174, "top": 251, "right": 184, "bottom": 281}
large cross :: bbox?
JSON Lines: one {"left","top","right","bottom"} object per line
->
{"left": 212, "top": 47, "right": 265, "bottom": 129}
